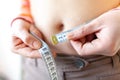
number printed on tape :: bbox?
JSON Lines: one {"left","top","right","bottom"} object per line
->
{"left": 51, "top": 23, "right": 85, "bottom": 45}
{"left": 30, "top": 32, "right": 58, "bottom": 80}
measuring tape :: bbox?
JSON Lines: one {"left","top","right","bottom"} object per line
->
{"left": 50, "top": 18, "right": 94, "bottom": 45}
{"left": 51, "top": 23, "right": 86, "bottom": 45}
{"left": 50, "top": 23, "right": 90, "bottom": 70}
{"left": 30, "top": 21, "right": 91, "bottom": 79}
{"left": 50, "top": 20, "right": 93, "bottom": 45}
{"left": 51, "top": 29, "right": 73, "bottom": 45}
{"left": 31, "top": 32, "right": 58, "bottom": 80}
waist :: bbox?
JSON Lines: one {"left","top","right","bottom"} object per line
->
{"left": 55, "top": 50, "right": 120, "bottom": 71}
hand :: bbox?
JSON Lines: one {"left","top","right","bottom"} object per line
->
{"left": 11, "top": 19, "right": 42, "bottom": 58}
{"left": 67, "top": 9, "right": 120, "bottom": 56}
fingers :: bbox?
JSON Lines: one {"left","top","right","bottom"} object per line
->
{"left": 11, "top": 36, "right": 56, "bottom": 58}
{"left": 69, "top": 25, "right": 117, "bottom": 56}
{"left": 30, "top": 25, "right": 43, "bottom": 39}
{"left": 11, "top": 20, "right": 42, "bottom": 49}
{"left": 70, "top": 38, "right": 104, "bottom": 56}
{"left": 17, "top": 25, "right": 42, "bottom": 49}
{"left": 11, "top": 36, "right": 41, "bottom": 58}
{"left": 11, "top": 33, "right": 56, "bottom": 58}
{"left": 11, "top": 20, "right": 43, "bottom": 58}
{"left": 67, "top": 19, "right": 102, "bottom": 40}
{"left": 13, "top": 45, "right": 41, "bottom": 58}
{"left": 67, "top": 19, "right": 105, "bottom": 56}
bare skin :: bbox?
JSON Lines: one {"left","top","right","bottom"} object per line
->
{"left": 67, "top": 9, "right": 120, "bottom": 56}
{"left": 11, "top": 0, "right": 120, "bottom": 58}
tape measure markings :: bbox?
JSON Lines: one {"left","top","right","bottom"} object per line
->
{"left": 51, "top": 24, "right": 84, "bottom": 45}
{"left": 31, "top": 32, "right": 58, "bottom": 80}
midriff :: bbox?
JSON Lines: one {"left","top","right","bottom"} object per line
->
{"left": 30, "top": 0, "right": 120, "bottom": 56}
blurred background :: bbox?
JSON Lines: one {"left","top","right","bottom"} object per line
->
{"left": 0, "top": 0, "right": 22, "bottom": 80}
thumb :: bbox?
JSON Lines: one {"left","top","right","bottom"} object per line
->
{"left": 67, "top": 20, "right": 101, "bottom": 40}
{"left": 18, "top": 25, "right": 42, "bottom": 49}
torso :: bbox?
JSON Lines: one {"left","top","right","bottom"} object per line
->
{"left": 30, "top": 0, "right": 119, "bottom": 56}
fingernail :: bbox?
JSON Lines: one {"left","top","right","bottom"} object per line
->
{"left": 33, "top": 41, "right": 41, "bottom": 49}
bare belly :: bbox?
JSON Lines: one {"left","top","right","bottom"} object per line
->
{"left": 30, "top": 0, "right": 119, "bottom": 55}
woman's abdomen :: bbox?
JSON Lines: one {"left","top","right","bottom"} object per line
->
{"left": 30, "top": 0, "right": 120, "bottom": 55}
